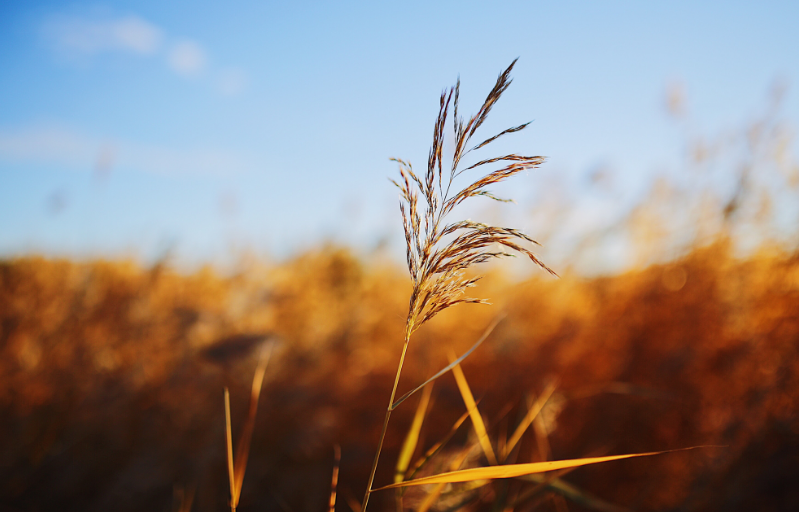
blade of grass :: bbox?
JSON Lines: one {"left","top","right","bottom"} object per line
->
{"left": 503, "top": 382, "right": 557, "bottom": 460}
{"left": 391, "top": 315, "right": 504, "bottom": 411}
{"left": 496, "top": 417, "right": 508, "bottom": 469}
{"left": 417, "top": 444, "right": 475, "bottom": 512}
{"left": 417, "top": 482, "right": 445, "bottom": 512}
{"left": 449, "top": 352, "right": 498, "bottom": 465}
{"left": 533, "top": 413, "right": 551, "bottom": 463}
{"left": 406, "top": 409, "right": 471, "bottom": 481}
{"left": 374, "top": 447, "right": 716, "bottom": 490}
{"left": 232, "top": 344, "right": 273, "bottom": 496}
{"left": 224, "top": 388, "right": 237, "bottom": 511}
{"left": 395, "top": 382, "right": 434, "bottom": 483}
{"left": 224, "top": 343, "right": 274, "bottom": 512}
{"left": 330, "top": 445, "right": 341, "bottom": 512}
{"left": 515, "top": 472, "right": 629, "bottom": 512}
{"left": 512, "top": 468, "right": 577, "bottom": 509}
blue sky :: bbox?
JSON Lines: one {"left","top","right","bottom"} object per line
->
{"left": 1, "top": 1, "right": 798, "bottom": 270}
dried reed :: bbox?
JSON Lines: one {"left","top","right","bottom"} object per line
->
{"left": 361, "top": 59, "right": 554, "bottom": 512}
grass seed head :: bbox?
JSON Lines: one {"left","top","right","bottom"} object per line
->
{"left": 392, "top": 59, "right": 556, "bottom": 337}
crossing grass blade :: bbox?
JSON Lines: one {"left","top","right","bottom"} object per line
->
{"left": 416, "top": 446, "right": 475, "bottom": 512}
{"left": 503, "top": 381, "right": 557, "bottom": 460}
{"left": 374, "top": 447, "right": 716, "bottom": 490}
{"left": 405, "top": 409, "right": 471, "bottom": 482}
{"left": 395, "top": 382, "right": 433, "bottom": 483}
{"left": 391, "top": 315, "right": 503, "bottom": 411}
{"left": 513, "top": 470, "right": 630, "bottom": 512}
{"left": 450, "top": 353, "right": 498, "bottom": 465}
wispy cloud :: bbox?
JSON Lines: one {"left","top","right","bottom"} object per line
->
{"left": 167, "top": 39, "right": 207, "bottom": 77}
{"left": 42, "top": 14, "right": 163, "bottom": 57}
{"left": 41, "top": 12, "right": 247, "bottom": 94}
{"left": 0, "top": 124, "right": 252, "bottom": 176}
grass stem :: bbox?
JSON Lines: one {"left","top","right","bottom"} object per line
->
{"left": 361, "top": 332, "right": 412, "bottom": 512}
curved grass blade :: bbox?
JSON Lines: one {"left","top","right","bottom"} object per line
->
{"left": 374, "top": 447, "right": 717, "bottom": 490}
{"left": 391, "top": 315, "right": 504, "bottom": 411}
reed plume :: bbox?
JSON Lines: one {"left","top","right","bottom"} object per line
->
{"left": 362, "top": 59, "right": 555, "bottom": 511}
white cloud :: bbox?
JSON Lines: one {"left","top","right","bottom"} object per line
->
{"left": 42, "top": 12, "right": 244, "bottom": 94}
{"left": 43, "top": 14, "right": 163, "bottom": 57}
{"left": 0, "top": 124, "right": 251, "bottom": 176}
{"left": 167, "top": 40, "right": 207, "bottom": 77}
{"left": 216, "top": 67, "right": 249, "bottom": 96}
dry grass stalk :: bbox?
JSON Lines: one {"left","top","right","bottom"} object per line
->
{"left": 224, "top": 343, "right": 274, "bottom": 512}
{"left": 361, "top": 59, "right": 554, "bottom": 512}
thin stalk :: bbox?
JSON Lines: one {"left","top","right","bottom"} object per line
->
{"left": 362, "top": 327, "right": 413, "bottom": 512}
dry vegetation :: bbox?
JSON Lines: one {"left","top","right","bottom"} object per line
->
{"left": 1, "top": 240, "right": 798, "bottom": 511}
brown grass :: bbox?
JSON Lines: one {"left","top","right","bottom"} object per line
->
{"left": 0, "top": 241, "right": 798, "bottom": 510}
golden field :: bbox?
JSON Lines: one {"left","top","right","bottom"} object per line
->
{"left": 1, "top": 240, "right": 798, "bottom": 512}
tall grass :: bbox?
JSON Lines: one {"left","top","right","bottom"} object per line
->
{"left": 2, "top": 243, "right": 797, "bottom": 510}
{"left": 361, "top": 58, "right": 554, "bottom": 511}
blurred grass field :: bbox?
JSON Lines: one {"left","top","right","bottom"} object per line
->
{"left": 1, "top": 239, "right": 798, "bottom": 511}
